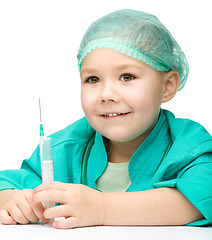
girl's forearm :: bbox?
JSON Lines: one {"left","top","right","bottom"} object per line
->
{"left": 102, "top": 187, "right": 203, "bottom": 226}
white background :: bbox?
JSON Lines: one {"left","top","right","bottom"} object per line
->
{"left": 0, "top": 0, "right": 211, "bottom": 170}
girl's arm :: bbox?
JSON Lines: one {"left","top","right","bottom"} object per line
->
{"left": 31, "top": 183, "right": 204, "bottom": 228}
{"left": 103, "top": 187, "right": 203, "bottom": 226}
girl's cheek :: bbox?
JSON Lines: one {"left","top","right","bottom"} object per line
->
{"left": 81, "top": 96, "right": 93, "bottom": 115}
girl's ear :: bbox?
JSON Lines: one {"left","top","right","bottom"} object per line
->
{"left": 162, "top": 70, "right": 180, "bottom": 103}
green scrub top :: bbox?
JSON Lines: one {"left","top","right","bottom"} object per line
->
{"left": 0, "top": 109, "right": 212, "bottom": 226}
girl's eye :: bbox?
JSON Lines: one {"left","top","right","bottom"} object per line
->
{"left": 86, "top": 76, "right": 100, "bottom": 84}
{"left": 120, "top": 74, "right": 135, "bottom": 81}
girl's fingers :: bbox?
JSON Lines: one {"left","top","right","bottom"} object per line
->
{"left": 32, "top": 190, "right": 66, "bottom": 205}
{"left": 30, "top": 202, "right": 49, "bottom": 224}
{"left": 53, "top": 216, "right": 78, "bottom": 229}
{"left": 0, "top": 189, "right": 48, "bottom": 225}
{"left": 26, "top": 196, "right": 49, "bottom": 224}
{"left": 9, "top": 205, "right": 30, "bottom": 224}
{"left": 33, "top": 181, "right": 69, "bottom": 193}
{"left": 44, "top": 205, "right": 73, "bottom": 219}
{"left": 16, "top": 196, "right": 39, "bottom": 223}
{"left": 0, "top": 209, "right": 17, "bottom": 225}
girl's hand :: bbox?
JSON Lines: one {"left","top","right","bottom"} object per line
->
{"left": 0, "top": 189, "right": 48, "bottom": 225}
{"left": 32, "top": 181, "right": 105, "bottom": 229}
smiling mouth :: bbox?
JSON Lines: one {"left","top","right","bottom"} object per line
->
{"left": 100, "top": 112, "right": 130, "bottom": 117}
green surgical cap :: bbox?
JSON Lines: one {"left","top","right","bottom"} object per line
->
{"left": 77, "top": 9, "right": 189, "bottom": 91}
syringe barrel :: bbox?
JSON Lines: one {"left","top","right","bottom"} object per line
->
{"left": 40, "top": 137, "right": 54, "bottom": 183}
{"left": 39, "top": 137, "right": 55, "bottom": 221}
{"left": 39, "top": 137, "right": 54, "bottom": 183}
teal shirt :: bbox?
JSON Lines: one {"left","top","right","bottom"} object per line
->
{"left": 0, "top": 109, "right": 212, "bottom": 226}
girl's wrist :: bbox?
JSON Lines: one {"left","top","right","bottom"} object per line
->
{"left": 100, "top": 192, "right": 118, "bottom": 226}
{"left": 98, "top": 191, "right": 109, "bottom": 226}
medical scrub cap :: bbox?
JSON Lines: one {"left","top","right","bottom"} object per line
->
{"left": 77, "top": 9, "right": 189, "bottom": 91}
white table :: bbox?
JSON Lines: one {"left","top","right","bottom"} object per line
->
{"left": 0, "top": 223, "right": 212, "bottom": 240}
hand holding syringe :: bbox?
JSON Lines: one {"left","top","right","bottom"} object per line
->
{"left": 39, "top": 98, "right": 55, "bottom": 223}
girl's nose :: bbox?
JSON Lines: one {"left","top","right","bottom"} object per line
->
{"left": 100, "top": 82, "right": 120, "bottom": 103}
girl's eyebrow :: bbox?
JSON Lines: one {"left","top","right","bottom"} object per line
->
{"left": 81, "top": 64, "right": 143, "bottom": 74}
{"left": 116, "top": 64, "right": 143, "bottom": 70}
{"left": 80, "top": 67, "right": 97, "bottom": 74}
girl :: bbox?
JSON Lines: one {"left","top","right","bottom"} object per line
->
{"left": 0, "top": 9, "right": 211, "bottom": 229}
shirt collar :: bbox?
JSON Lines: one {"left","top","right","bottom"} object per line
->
{"left": 127, "top": 109, "right": 170, "bottom": 190}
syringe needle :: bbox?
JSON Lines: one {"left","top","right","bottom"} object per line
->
{"left": 39, "top": 98, "right": 44, "bottom": 137}
{"left": 39, "top": 97, "right": 42, "bottom": 123}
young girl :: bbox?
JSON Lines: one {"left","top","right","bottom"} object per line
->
{"left": 0, "top": 9, "right": 211, "bottom": 229}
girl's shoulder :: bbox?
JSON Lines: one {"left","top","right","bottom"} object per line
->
{"left": 49, "top": 117, "right": 95, "bottom": 148}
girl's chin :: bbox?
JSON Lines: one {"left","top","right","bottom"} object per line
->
{"left": 101, "top": 132, "right": 142, "bottom": 143}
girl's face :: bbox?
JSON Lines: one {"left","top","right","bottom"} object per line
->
{"left": 80, "top": 48, "right": 166, "bottom": 143}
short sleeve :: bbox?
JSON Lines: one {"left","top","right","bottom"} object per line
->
{"left": 153, "top": 153, "right": 212, "bottom": 226}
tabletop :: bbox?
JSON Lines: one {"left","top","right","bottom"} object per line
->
{"left": 0, "top": 222, "right": 212, "bottom": 240}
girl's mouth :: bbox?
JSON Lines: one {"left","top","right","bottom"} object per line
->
{"left": 100, "top": 112, "right": 130, "bottom": 117}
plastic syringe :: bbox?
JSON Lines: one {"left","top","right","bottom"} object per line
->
{"left": 39, "top": 98, "right": 55, "bottom": 223}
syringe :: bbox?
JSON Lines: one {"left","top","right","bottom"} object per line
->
{"left": 39, "top": 98, "right": 55, "bottom": 223}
